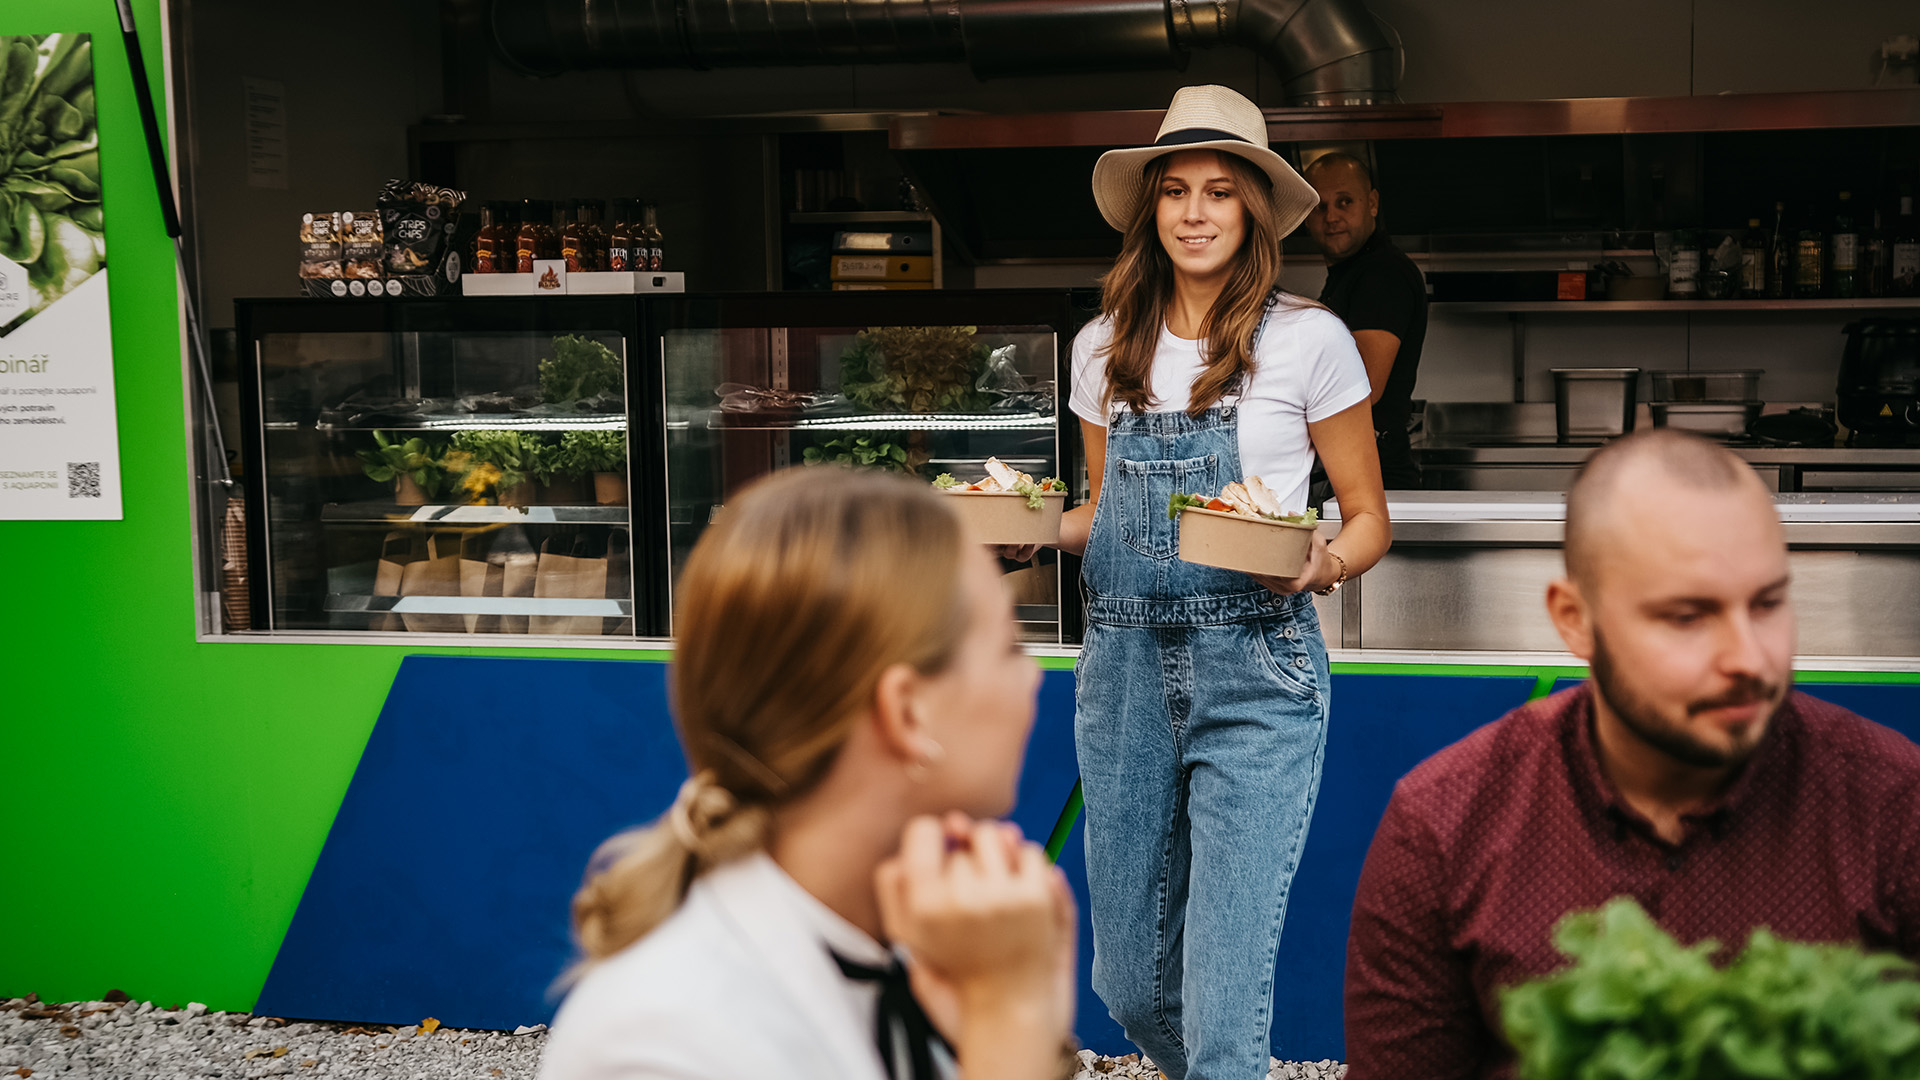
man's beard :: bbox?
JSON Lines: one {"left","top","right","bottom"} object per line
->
{"left": 1589, "top": 628, "right": 1787, "bottom": 769}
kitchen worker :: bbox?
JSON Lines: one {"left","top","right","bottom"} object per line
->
{"left": 1043, "top": 84, "right": 1392, "bottom": 1080}
{"left": 541, "top": 468, "right": 1078, "bottom": 1080}
{"left": 1343, "top": 428, "right": 1920, "bottom": 1080}
{"left": 1303, "top": 151, "right": 1428, "bottom": 492}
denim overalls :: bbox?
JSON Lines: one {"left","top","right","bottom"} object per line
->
{"left": 1074, "top": 302, "right": 1333, "bottom": 1080}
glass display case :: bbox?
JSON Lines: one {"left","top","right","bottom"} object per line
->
{"left": 236, "top": 298, "right": 664, "bottom": 638}
{"left": 236, "top": 290, "right": 1090, "bottom": 644}
{"left": 656, "top": 291, "right": 1087, "bottom": 643}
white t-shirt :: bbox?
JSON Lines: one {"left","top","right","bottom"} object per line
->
{"left": 1069, "top": 300, "right": 1371, "bottom": 516}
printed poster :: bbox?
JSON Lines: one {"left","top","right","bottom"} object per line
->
{"left": 1, "top": 32, "right": 121, "bottom": 520}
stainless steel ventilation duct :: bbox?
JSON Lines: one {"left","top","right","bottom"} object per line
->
{"left": 490, "top": 0, "right": 1396, "bottom": 106}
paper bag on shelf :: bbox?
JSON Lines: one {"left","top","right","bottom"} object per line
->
{"left": 603, "top": 528, "right": 633, "bottom": 637}
{"left": 531, "top": 532, "right": 608, "bottom": 636}
{"left": 459, "top": 526, "right": 539, "bottom": 634}
{"left": 372, "top": 531, "right": 412, "bottom": 632}
{"left": 398, "top": 532, "right": 464, "bottom": 634}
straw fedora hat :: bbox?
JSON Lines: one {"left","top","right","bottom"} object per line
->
{"left": 1092, "top": 84, "right": 1319, "bottom": 236}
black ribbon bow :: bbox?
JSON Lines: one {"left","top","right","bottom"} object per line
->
{"left": 830, "top": 950, "right": 951, "bottom": 1080}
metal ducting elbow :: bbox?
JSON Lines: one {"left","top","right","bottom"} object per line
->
{"left": 491, "top": 0, "right": 1396, "bottom": 106}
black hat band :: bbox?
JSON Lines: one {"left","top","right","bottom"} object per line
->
{"left": 1152, "top": 127, "right": 1255, "bottom": 147}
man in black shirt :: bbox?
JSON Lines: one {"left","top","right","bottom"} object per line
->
{"left": 1304, "top": 152, "right": 1428, "bottom": 490}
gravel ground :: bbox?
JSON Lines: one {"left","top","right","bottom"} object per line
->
{"left": 3, "top": 997, "right": 1343, "bottom": 1079}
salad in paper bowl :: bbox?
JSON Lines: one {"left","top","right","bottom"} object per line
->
{"left": 1169, "top": 477, "right": 1320, "bottom": 578}
{"left": 933, "top": 457, "right": 1068, "bottom": 544}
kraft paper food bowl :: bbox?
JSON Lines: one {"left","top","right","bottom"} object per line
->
{"left": 1177, "top": 507, "right": 1317, "bottom": 578}
{"left": 943, "top": 490, "right": 1067, "bottom": 545}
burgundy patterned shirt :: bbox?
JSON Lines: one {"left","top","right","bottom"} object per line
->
{"left": 1343, "top": 685, "right": 1920, "bottom": 1080}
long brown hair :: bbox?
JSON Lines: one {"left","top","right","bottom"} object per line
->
{"left": 567, "top": 467, "right": 972, "bottom": 969}
{"left": 1097, "top": 151, "right": 1297, "bottom": 416}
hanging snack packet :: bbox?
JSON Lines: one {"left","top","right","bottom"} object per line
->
{"left": 378, "top": 179, "right": 468, "bottom": 277}
{"left": 298, "top": 212, "right": 342, "bottom": 279}
{"left": 341, "top": 211, "right": 384, "bottom": 278}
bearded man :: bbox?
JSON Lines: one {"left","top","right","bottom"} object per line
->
{"left": 1341, "top": 428, "right": 1920, "bottom": 1080}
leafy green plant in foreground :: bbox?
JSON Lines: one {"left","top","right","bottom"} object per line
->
{"left": 537, "top": 335, "right": 623, "bottom": 405}
{"left": 802, "top": 434, "right": 914, "bottom": 473}
{"left": 1501, "top": 897, "right": 1920, "bottom": 1080}
{"left": 1, "top": 34, "right": 104, "bottom": 334}
{"left": 552, "top": 429, "right": 626, "bottom": 477}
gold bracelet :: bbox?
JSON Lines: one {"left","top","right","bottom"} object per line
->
{"left": 1315, "top": 551, "right": 1349, "bottom": 596}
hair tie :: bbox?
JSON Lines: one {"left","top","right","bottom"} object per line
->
{"left": 668, "top": 772, "right": 726, "bottom": 852}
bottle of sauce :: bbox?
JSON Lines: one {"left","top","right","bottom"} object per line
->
{"left": 1739, "top": 218, "right": 1766, "bottom": 299}
{"left": 1794, "top": 204, "right": 1826, "bottom": 299}
{"left": 473, "top": 203, "right": 514, "bottom": 274}
{"left": 608, "top": 199, "right": 634, "bottom": 272}
{"left": 562, "top": 200, "right": 608, "bottom": 272}
{"left": 1829, "top": 191, "right": 1859, "bottom": 299}
{"left": 639, "top": 202, "right": 664, "bottom": 271}
{"left": 1863, "top": 209, "right": 1889, "bottom": 299}
{"left": 516, "top": 199, "right": 549, "bottom": 273}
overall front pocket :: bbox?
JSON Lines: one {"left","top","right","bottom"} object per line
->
{"left": 1111, "top": 454, "right": 1220, "bottom": 560}
{"left": 1249, "top": 612, "right": 1323, "bottom": 702}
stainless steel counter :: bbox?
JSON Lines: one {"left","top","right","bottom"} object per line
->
{"left": 1414, "top": 441, "right": 1920, "bottom": 493}
{"left": 1315, "top": 493, "right": 1920, "bottom": 660}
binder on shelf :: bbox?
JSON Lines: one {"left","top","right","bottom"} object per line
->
{"left": 832, "top": 281, "right": 936, "bottom": 291}
{"left": 830, "top": 254, "right": 935, "bottom": 282}
{"left": 832, "top": 231, "right": 934, "bottom": 254}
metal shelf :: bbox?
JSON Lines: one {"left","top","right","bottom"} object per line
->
{"left": 325, "top": 594, "right": 633, "bottom": 617}
{"left": 1434, "top": 298, "right": 1920, "bottom": 314}
{"left": 708, "top": 411, "right": 1056, "bottom": 432}
{"left": 314, "top": 416, "right": 627, "bottom": 432}
{"left": 321, "top": 502, "right": 630, "bottom": 525}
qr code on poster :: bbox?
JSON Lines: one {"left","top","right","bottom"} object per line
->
{"left": 68, "top": 461, "right": 102, "bottom": 498}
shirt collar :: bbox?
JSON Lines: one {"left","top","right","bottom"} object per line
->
{"left": 1564, "top": 681, "right": 1791, "bottom": 840}
{"left": 750, "top": 851, "right": 894, "bottom": 967}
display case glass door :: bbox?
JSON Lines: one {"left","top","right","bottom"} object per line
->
{"left": 658, "top": 292, "right": 1077, "bottom": 643}
{"left": 239, "top": 299, "right": 647, "bottom": 638}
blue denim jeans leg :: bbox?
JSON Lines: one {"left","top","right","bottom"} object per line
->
{"left": 1075, "top": 399, "right": 1332, "bottom": 1080}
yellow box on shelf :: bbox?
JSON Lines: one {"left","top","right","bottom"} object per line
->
{"left": 829, "top": 254, "right": 935, "bottom": 282}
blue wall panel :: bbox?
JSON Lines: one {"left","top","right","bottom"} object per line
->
{"left": 1267, "top": 674, "right": 1536, "bottom": 1062}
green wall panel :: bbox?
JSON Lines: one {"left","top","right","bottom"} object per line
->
{"left": 0, "top": 0, "right": 640, "bottom": 1012}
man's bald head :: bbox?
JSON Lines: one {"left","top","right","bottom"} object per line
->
{"left": 1303, "top": 151, "right": 1374, "bottom": 191}
{"left": 1564, "top": 429, "right": 1773, "bottom": 590}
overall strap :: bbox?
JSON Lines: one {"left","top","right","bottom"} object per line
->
{"left": 1220, "top": 286, "right": 1285, "bottom": 404}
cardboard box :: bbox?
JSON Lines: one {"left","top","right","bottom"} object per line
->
{"left": 531, "top": 533, "right": 609, "bottom": 637}
{"left": 830, "top": 254, "right": 935, "bottom": 281}
{"left": 1176, "top": 508, "right": 1317, "bottom": 578}
{"left": 940, "top": 490, "right": 1066, "bottom": 545}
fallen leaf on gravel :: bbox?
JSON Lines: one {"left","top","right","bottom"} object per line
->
{"left": 244, "top": 1049, "right": 265, "bottom": 1060}
{"left": 490, "top": 1071, "right": 503, "bottom": 1078}
{"left": 273, "top": 1047, "right": 289, "bottom": 1057}
{"left": 420, "top": 1017, "right": 441, "bottom": 1034}
{"left": 301, "top": 1062, "right": 317, "bottom": 1070}
{"left": 104, "top": 989, "right": 129, "bottom": 1003}
{"left": 15, "top": 1068, "right": 32, "bottom": 1078}
{"left": 20, "top": 1009, "right": 60, "bottom": 1020}
{"left": 59, "top": 1026, "right": 80, "bottom": 1039}
{"left": 340, "top": 1026, "right": 378, "bottom": 1036}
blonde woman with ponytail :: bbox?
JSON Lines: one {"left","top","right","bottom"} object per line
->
{"left": 538, "top": 466, "right": 1077, "bottom": 1080}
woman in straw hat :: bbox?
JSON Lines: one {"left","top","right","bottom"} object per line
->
{"left": 1044, "top": 84, "right": 1391, "bottom": 1078}
{"left": 541, "top": 467, "right": 1078, "bottom": 1080}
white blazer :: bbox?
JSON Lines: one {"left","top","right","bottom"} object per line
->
{"left": 538, "top": 852, "right": 903, "bottom": 1080}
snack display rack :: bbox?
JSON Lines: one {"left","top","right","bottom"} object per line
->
{"left": 235, "top": 290, "right": 1093, "bottom": 644}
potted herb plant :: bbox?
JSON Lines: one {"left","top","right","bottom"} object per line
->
{"left": 445, "top": 431, "right": 546, "bottom": 506}
{"left": 1501, "top": 897, "right": 1920, "bottom": 1079}
{"left": 557, "top": 429, "right": 627, "bottom": 505}
{"left": 356, "top": 430, "right": 447, "bottom": 505}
